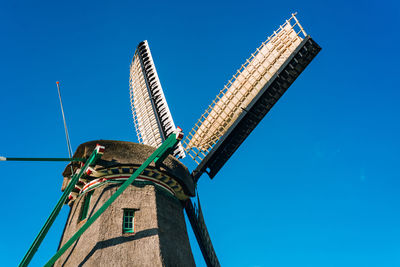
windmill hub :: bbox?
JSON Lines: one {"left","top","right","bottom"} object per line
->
{"left": 56, "top": 140, "right": 196, "bottom": 266}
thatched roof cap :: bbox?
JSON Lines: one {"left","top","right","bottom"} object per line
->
{"left": 62, "top": 140, "right": 195, "bottom": 197}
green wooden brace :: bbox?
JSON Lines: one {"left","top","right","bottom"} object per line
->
{"left": 1, "top": 157, "right": 85, "bottom": 162}
{"left": 19, "top": 145, "right": 104, "bottom": 267}
{"left": 44, "top": 132, "right": 180, "bottom": 267}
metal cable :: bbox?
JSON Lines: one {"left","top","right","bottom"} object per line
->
{"left": 56, "top": 81, "right": 74, "bottom": 173}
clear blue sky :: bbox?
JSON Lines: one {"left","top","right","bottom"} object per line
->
{"left": 0, "top": 0, "right": 399, "bottom": 266}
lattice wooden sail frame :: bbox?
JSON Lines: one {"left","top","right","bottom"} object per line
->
{"left": 182, "top": 14, "right": 308, "bottom": 165}
{"left": 130, "top": 40, "right": 185, "bottom": 158}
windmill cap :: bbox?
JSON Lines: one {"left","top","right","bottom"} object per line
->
{"left": 62, "top": 140, "right": 195, "bottom": 197}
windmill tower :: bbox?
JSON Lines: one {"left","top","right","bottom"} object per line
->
{"left": 14, "top": 13, "right": 320, "bottom": 267}
{"left": 55, "top": 140, "right": 196, "bottom": 266}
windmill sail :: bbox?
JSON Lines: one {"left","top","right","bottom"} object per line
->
{"left": 130, "top": 40, "right": 185, "bottom": 158}
{"left": 182, "top": 14, "right": 321, "bottom": 181}
{"left": 184, "top": 198, "right": 220, "bottom": 267}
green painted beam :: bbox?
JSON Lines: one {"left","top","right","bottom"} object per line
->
{"left": 18, "top": 145, "right": 104, "bottom": 267}
{"left": 0, "top": 157, "right": 85, "bottom": 162}
{"left": 44, "top": 132, "right": 181, "bottom": 267}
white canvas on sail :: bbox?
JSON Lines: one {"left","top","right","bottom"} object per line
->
{"left": 183, "top": 14, "right": 306, "bottom": 163}
{"left": 130, "top": 40, "right": 185, "bottom": 158}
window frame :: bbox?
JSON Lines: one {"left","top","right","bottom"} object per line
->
{"left": 122, "top": 209, "right": 135, "bottom": 234}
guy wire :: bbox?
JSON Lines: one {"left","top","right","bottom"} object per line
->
{"left": 56, "top": 81, "right": 74, "bottom": 174}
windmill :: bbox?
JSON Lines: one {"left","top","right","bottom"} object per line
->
{"left": 10, "top": 13, "right": 320, "bottom": 266}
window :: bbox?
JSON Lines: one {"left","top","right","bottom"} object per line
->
{"left": 80, "top": 190, "right": 94, "bottom": 221}
{"left": 123, "top": 209, "right": 135, "bottom": 233}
